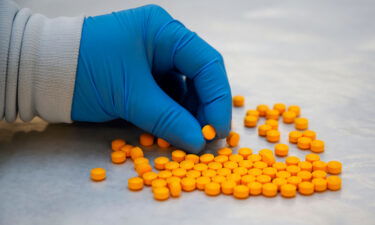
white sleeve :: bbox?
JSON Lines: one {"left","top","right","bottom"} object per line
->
{"left": 0, "top": 0, "right": 84, "bottom": 123}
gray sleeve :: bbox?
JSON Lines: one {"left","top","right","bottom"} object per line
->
{"left": 0, "top": 0, "right": 84, "bottom": 123}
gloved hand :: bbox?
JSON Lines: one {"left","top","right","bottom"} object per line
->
{"left": 72, "top": 5, "right": 232, "bottom": 153}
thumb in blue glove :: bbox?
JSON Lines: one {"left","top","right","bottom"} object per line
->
{"left": 72, "top": 5, "right": 232, "bottom": 153}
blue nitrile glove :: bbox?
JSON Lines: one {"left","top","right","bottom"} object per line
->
{"left": 72, "top": 5, "right": 231, "bottom": 153}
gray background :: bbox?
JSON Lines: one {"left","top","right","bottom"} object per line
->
{"left": 1, "top": 0, "right": 375, "bottom": 225}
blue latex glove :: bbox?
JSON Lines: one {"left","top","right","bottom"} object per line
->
{"left": 72, "top": 5, "right": 231, "bottom": 153}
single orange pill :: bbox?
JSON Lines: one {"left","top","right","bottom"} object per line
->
{"left": 186, "top": 170, "right": 201, "bottom": 179}
{"left": 181, "top": 177, "right": 196, "bottom": 192}
{"left": 312, "top": 161, "right": 327, "bottom": 171}
{"left": 234, "top": 185, "right": 250, "bottom": 199}
{"left": 134, "top": 157, "right": 149, "bottom": 167}
{"left": 327, "top": 161, "right": 342, "bottom": 175}
{"left": 305, "top": 153, "right": 320, "bottom": 163}
{"left": 286, "top": 156, "right": 300, "bottom": 166}
{"left": 158, "top": 170, "right": 172, "bottom": 179}
{"left": 259, "top": 148, "right": 273, "bottom": 155}
{"left": 217, "top": 147, "right": 232, "bottom": 156}
{"left": 227, "top": 131, "right": 240, "bottom": 147}
{"left": 90, "top": 168, "right": 106, "bottom": 181}
{"left": 227, "top": 173, "right": 242, "bottom": 184}
{"left": 200, "top": 153, "right": 215, "bottom": 164}
{"left": 282, "top": 111, "right": 296, "bottom": 124}
{"left": 202, "top": 125, "right": 216, "bottom": 140}
{"left": 297, "top": 137, "right": 312, "bottom": 150}
{"left": 233, "top": 95, "right": 245, "bottom": 107}
{"left": 217, "top": 168, "right": 232, "bottom": 177}
{"left": 273, "top": 103, "right": 286, "bottom": 114}
{"left": 303, "top": 130, "right": 316, "bottom": 140}
{"left": 196, "top": 176, "right": 211, "bottom": 190}
{"left": 204, "top": 182, "right": 221, "bottom": 196}
{"left": 185, "top": 154, "right": 200, "bottom": 164}
{"left": 254, "top": 161, "right": 267, "bottom": 169}
{"left": 275, "top": 144, "right": 289, "bottom": 157}
{"left": 246, "top": 109, "right": 260, "bottom": 118}
{"left": 266, "top": 130, "right": 280, "bottom": 143}
{"left": 239, "top": 160, "right": 253, "bottom": 169}
{"left": 276, "top": 171, "right": 291, "bottom": 179}
{"left": 111, "top": 151, "right": 126, "bottom": 164}
{"left": 229, "top": 154, "right": 244, "bottom": 163}
{"left": 263, "top": 167, "right": 277, "bottom": 178}
{"left": 169, "top": 181, "right": 182, "bottom": 197}
{"left": 214, "top": 155, "right": 229, "bottom": 164}
{"left": 139, "top": 133, "right": 154, "bottom": 147}
{"left": 180, "top": 160, "right": 195, "bottom": 170}
{"left": 312, "top": 178, "right": 327, "bottom": 192}
{"left": 244, "top": 116, "right": 258, "bottom": 128}
{"left": 172, "top": 168, "right": 187, "bottom": 178}
{"left": 288, "top": 105, "right": 301, "bottom": 117}
{"left": 120, "top": 144, "right": 133, "bottom": 157}
{"left": 154, "top": 156, "right": 170, "bottom": 170}
{"left": 266, "top": 109, "right": 280, "bottom": 120}
{"left": 143, "top": 171, "right": 158, "bottom": 185}
{"left": 298, "top": 161, "right": 313, "bottom": 172}
{"left": 208, "top": 162, "right": 223, "bottom": 170}
{"left": 151, "top": 178, "right": 167, "bottom": 190}
{"left": 312, "top": 170, "right": 327, "bottom": 179}
{"left": 262, "top": 183, "right": 277, "bottom": 197}
{"left": 241, "top": 174, "right": 256, "bottom": 185}
{"left": 166, "top": 176, "right": 181, "bottom": 186}
{"left": 257, "top": 175, "right": 271, "bottom": 184}
{"left": 111, "top": 139, "right": 126, "bottom": 151}
{"left": 157, "top": 138, "right": 170, "bottom": 148}
{"left": 172, "top": 150, "right": 186, "bottom": 162}
{"left": 128, "top": 177, "right": 144, "bottom": 191}
{"left": 272, "top": 178, "right": 287, "bottom": 190}
{"left": 295, "top": 118, "right": 308, "bottom": 130}
{"left": 212, "top": 175, "right": 226, "bottom": 184}
{"left": 130, "top": 147, "right": 144, "bottom": 160}
{"left": 266, "top": 119, "right": 279, "bottom": 130}
{"left": 280, "top": 184, "right": 296, "bottom": 198}
{"left": 286, "top": 165, "right": 301, "bottom": 176}
{"left": 248, "top": 154, "right": 262, "bottom": 162}
{"left": 136, "top": 163, "right": 152, "bottom": 176}
{"left": 153, "top": 187, "right": 169, "bottom": 201}
{"left": 311, "top": 140, "right": 325, "bottom": 153}
{"left": 164, "top": 161, "right": 180, "bottom": 171}
{"left": 221, "top": 180, "right": 236, "bottom": 195}
{"left": 194, "top": 163, "right": 208, "bottom": 172}
{"left": 224, "top": 161, "right": 238, "bottom": 171}
{"left": 327, "top": 176, "right": 342, "bottom": 191}
{"left": 257, "top": 104, "right": 269, "bottom": 117}
{"left": 289, "top": 131, "right": 303, "bottom": 143}
{"left": 202, "top": 169, "right": 217, "bottom": 178}
{"left": 287, "top": 176, "right": 302, "bottom": 187}
{"left": 273, "top": 162, "right": 287, "bottom": 171}
{"left": 298, "top": 182, "right": 314, "bottom": 195}
{"left": 248, "top": 182, "right": 262, "bottom": 195}
{"left": 297, "top": 171, "right": 312, "bottom": 181}
{"left": 233, "top": 167, "right": 248, "bottom": 176}
{"left": 248, "top": 168, "right": 263, "bottom": 176}
{"left": 238, "top": 147, "right": 253, "bottom": 158}
{"left": 258, "top": 124, "right": 272, "bottom": 137}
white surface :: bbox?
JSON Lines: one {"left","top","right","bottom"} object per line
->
{"left": 1, "top": 0, "right": 375, "bottom": 225}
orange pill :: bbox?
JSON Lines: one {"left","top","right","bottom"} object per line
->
{"left": 166, "top": 176, "right": 181, "bottom": 186}
{"left": 254, "top": 161, "right": 268, "bottom": 169}
{"left": 233, "top": 167, "right": 248, "bottom": 176}
{"left": 234, "top": 185, "right": 250, "bottom": 199}
{"left": 248, "top": 154, "right": 262, "bottom": 162}
{"left": 90, "top": 168, "right": 106, "bottom": 181}
{"left": 275, "top": 144, "right": 289, "bottom": 157}
{"left": 227, "top": 173, "right": 242, "bottom": 185}
{"left": 258, "top": 124, "right": 272, "bottom": 137}
{"left": 312, "top": 170, "right": 327, "bottom": 179}
{"left": 273, "top": 162, "right": 287, "bottom": 171}
{"left": 276, "top": 171, "right": 291, "bottom": 179}
{"left": 238, "top": 147, "right": 253, "bottom": 158}
{"left": 272, "top": 178, "right": 287, "bottom": 190}
{"left": 327, "top": 161, "right": 342, "bottom": 175}
{"left": 212, "top": 175, "right": 226, "bottom": 184}
{"left": 204, "top": 182, "right": 221, "bottom": 196}
{"left": 134, "top": 157, "right": 149, "bottom": 167}
{"left": 295, "top": 118, "right": 308, "bottom": 130}
{"left": 239, "top": 160, "right": 253, "bottom": 169}
{"left": 111, "top": 151, "right": 126, "bottom": 164}
{"left": 202, "top": 125, "right": 216, "bottom": 140}
{"left": 151, "top": 178, "right": 167, "bottom": 190}
{"left": 142, "top": 171, "right": 158, "bottom": 185}
{"left": 246, "top": 109, "right": 260, "bottom": 118}
{"left": 244, "top": 115, "right": 258, "bottom": 128}
{"left": 305, "top": 153, "right": 320, "bottom": 163}
{"left": 221, "top": 180, "right": 236, "bottom": 195}
{"left": 186, "top": 170, "right": 201, "bottom": 179}
{"left": 287, "top": 176, "right": 302, "bottom": 187}
{"left": 229, "top": 154, "right": 244, "bottom": 163}
{"left": 154, "top": 156, "right": 170, "bottom": 170}
{"left": 224, "top": 161, "right": 238, "bottom": 171}
{"left": 303, "top": 130, "right": 316, "bottom": 140}
{"left": 280, "top": 184, "right": 296, "bottom": 198}
{"left": 241, "top": 174, "right": 256, "bottom": 185}
{"left": 297, "top": 137, "right": 312, "bottom": 150}
{"left": 257, "top": 175, "right": 271, "bottom": 184}
{"left": 227, "top": 131, "right": 240, "bottom": 147}
{"left": 172, "top": 150, "right": 186, "bottom": 162}
{"left": 262, "top": 183, "right": 277, "bottom": 197}
{"left": 128, "top": 177, "right": 144, "bottom": 191}
{"left": 298, "top": 161, "right": 313, "bottom": 172}
{"left": 164, "top": 161, "right": 180, "bottom": 171}
{"left": 196, "top": 176, "right": 211, "bottom": 190}
{"left": 266, "top": 119, "right": 279, "bottom": 130}
{"left": 208, "top": 162, "right": 223, "bottom": 170}
{"left": 259, "top": 148, "right": 273, "bottom": 156}
{"left": 286, "top": 156, "right": 300, "bottom": 166}
{"left": 139, "top": 133, "right": 154, "bottom": 147}
{"left": 297, "top": 171, "right": 312, "bottom": 181}
{"left": 158, "top": 170, "right": 172, "bottom": 179}
{"left": 181, "top": 177, "right": 196, "bottom": 191}
{"left": 214, "top": 155, "right": 229, "bottom": 164}
{"left": 288, "top": 105, "right": 301, "bottom": 117}
{"left": 289, "top": 131, "right": 303, "bottom": 143}
{"left": 136, "top": 163, "right": 152, "bottom": 176}
{"left": 263, "top": 167, "right": 277, "bottom": 178}
{"left": 233, "top": 95, "right": 245, "bottom": 107}
{"left": 180, "top": 160, "right": 195, "bottom": 170}
{"left": 169, "top": 181, "right": 182, "bottom": 197}
{"left": 200, "top": 153, "right": 215, "bottom": 164}
{"left": 172, "top": 168, "right": 187, "bottom": 178}
{"left": 311, "top": 140, "right": 325, "bottom": 153}
{"left": 248, "top": 168, "right": 263, "bottom": 176}
{"left": 153, "top": 187, "right": 169, "bottom": 201}
{"left": 202, "top": 169, "right": 217, "bottom": 178}
{"left": 312, "top": 161, "right": 327, "bottom": 171}
{"left": 298, "top": 182, "right": 314, "bottom": 195}
{"left": 266, "top": 110, "right": 279, "bottom": 120}
{"left": 248, "top": 182, "right": 262, "bottom": 195}
{"left": 130, "top": 147, "right": 144, "bottom": 160}
{"left": 111, "top": 139, "right": 126, "bottom": 151}
{"left": 286, "top": 165, "right": 301, "bottom": 176}
{"left": 185, "top": 154, "right": 200, "bottom": 164}
{"left": 282, "top": 111, "right": 297, "bottom": 124}
{"left": 312, "top": 178, "right": 327, "bottom": 192}
{"left": 217, "top": 168, "right": 231, "bottom": 177}
{"left": 157, "top": 138, "right": 170, "bottom": 148}
{"left": 120, "top": 144, "right": 133, "bottom": 157}
{"left": 273, "top": 103, "right": 286, "bottom": 114}
{"left": 194, "top": 163, "right": 208, "bottom": 172}
{"left": 266, "top": 130, "right": 280, "bottom": 143}
{"left": 257, "top": 104, "right": 269, "bottom": 117}
{"left": 218, "top": 147, "right": 232, "bottom": 156}
{"left": 327, "top": 176, "right": 342, "bottom": 191}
